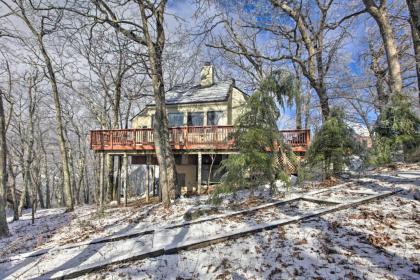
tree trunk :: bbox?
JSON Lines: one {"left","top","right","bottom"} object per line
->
{"left": 106, "top": 154, "right": 114, "bottom": 201}
{"left": 0, "top": 91, "right": 9, "bottom": 237}
{"left": 43, "top": 53, "right": 73, "bottom": 211}
{"left": 146, "top": 164, "right": 150, "bottom": 203}
{"left": 19, "top": 78, "right": 36, "bottom": 215}
{"left": 18, "top": 9, "right": 75, "bottom": 211}
{"left": 406, "top": 0, "right": 420, "bottom": 102}
{"left": 68, "top": 151, "right": 78, "bottom": 206}
{"left": 39, "top": 123, "right": 50, "bottom": 208}
{"left": 36, "top": 178, "right": 45, "bottom": 209}
{"left": 7, "top": 157, "right": 18, "bottom": 221}
{"left": 317, "top": 86, "right": 330, "bottom": 120}
{"left": 31, "top": 184, "right": 37, "bottom": 225}
{"left": 77, "top": 157, "right": 85, "bottom": 205}
{"left": 44, "top": 157, "right": 50, "bottom": 208}
{"left": 291, "top": 61, "right": 304, "bottom": 128}
{"left": 303, "top": 89, "right": 311, "bottom": 129}
{"left": 369, "top": 41, "right": 389, "bottom": 114}
{"left": 18, "top": 150, "right": 32, "bottom": 216}
{"left": 363, "top": 0, "right": 403, "bottom": 97}
{"left": 18, "top": 165, "right": 30, "bottom": 216}
{"left": 207, "top": 154, "right": 216, "bottom": 192}
{"left": 84, "top": 164, "right": 89, "bottom": 204}
{"left": 151, "top": 65, "right": 178, "bottom": 206}
{"left": 295, "top": 80, "right": 303, "bottom": 129}
{"left": 139, "top": 1, "right": 177, "bottom": 207}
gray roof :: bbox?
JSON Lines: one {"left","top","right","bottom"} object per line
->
{"left": 148, "top": 80, "right": 233, "bottom": 106}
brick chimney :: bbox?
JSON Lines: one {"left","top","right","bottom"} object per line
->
{"left": 200, "top": 62, "right": 214, "bottom": 87}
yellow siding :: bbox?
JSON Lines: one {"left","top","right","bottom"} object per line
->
{"left": 132, "top": 87, "right": 247, "bottom": 128}
{"left": 133, "top": 102, "right": 229, "bottom": 128}
{"left": 230, "top": 87, "right": 247, "bottom": 124}
{"left": 132, "top": 107, "right": 153, "bottom": 128}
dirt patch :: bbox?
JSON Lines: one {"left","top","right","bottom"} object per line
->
{"left": 317, "top": 177, "right": 341, "bottom": 188}
{"left": 313, "top": 190, "right": 372, "bottom": 202}
{"left": 368, "top": 233, "right": 395, "bottom": 248}
{"left": 128, "top": 196, "right": 160, "bottom": 208}
{"left": 183, "top": 207, "right": 221, "bottom": 221}
{"left": 226, "top": 200, "right": 329, "bottom": 225}
{"left": 239, "top": 196, "right": 267, "bottom": 208}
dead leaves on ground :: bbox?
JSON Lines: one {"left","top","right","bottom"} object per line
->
{"left": 59, "top": 219, "right": 102, "bottom": 245}
{"left": 367, "top": 233, "right": 395, "bottom": 248}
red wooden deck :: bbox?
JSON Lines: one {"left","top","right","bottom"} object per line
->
{"left": 90, "top": 126, "right": 310, "bottom": 153}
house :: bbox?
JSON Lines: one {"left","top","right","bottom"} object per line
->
{"left": 90, "top": 63, "right": 310, "bottom": 193}
{"left": 346, "top": 121, "right": 372, "bottom": 148}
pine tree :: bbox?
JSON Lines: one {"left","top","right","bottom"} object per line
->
{"left": 306, "top": 109, "right": 362, "bottom": 179}
{"left": 372, "top": 93, "right": 420, "bottom": 163}
{"left": 217, "top": 70, "right": 298, "bottom": 193}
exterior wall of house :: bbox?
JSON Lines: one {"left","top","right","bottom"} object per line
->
{"left": 175, "top": 164, "right": 197, "bottom": 191}
{"left": 131, "top": 87, "right": 247, "bottom": 128}
{"left": 130, "top": 86, "right": 247, "bottom": 190}
{"left": 132, "top": 101, "right": 229, "bottom": 128}
{"left": 230, "top": 87, "right": 247, "bottom": 124}
{"left": 131, "top": 153, "right": 226, "bottom": 193}
{"left": 132, "top": 109, "right": 153, "bottom": 128}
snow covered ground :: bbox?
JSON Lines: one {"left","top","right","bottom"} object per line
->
{"left": 85, "top": 165, "right": 420, "bottom": 280}
{"left": 0, "top": 163, "right": 419, "bottom": 279}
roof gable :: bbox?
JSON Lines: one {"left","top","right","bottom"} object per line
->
{"left": 149, "top": 80, "right": 233, "bottom": 106}
{"left": 131, "top": 79, "right": 248, "bottom": 120}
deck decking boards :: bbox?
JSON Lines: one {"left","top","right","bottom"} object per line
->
{"left": 90, "top": 127, "right": 311, "bottom": 154}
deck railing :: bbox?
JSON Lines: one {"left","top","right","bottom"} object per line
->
{"left": 90, "top": 126, "right": 310, "bottom": 152}
{"left": 280, "top": 129, "right": 311, "bottom": 147}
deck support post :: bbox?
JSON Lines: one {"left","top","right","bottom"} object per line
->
{"left": 146, "top": 155, "right": 151, "bottom": 203}
{"left": 122, "top": 153, "right": 128, "bottom": 207}
{"left": 106, "top": 154, "right": 114, "bottom": 202}
{"left": 99, "top": 152, "right": 105, "bottom": 210}
{"left": 115, "top": 156, "right": 122, "bottom": 205}
{"left": 152, "top": 166, "right": 156, "bottom": 197}
{"left": 197, "top": 152, "right": 202, "bottom": 194}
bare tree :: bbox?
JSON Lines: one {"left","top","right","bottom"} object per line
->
{"left": 0, "top": 43, "right": 11, "bottom": 236}
{"left": 368, "top": 38, "right": 389, "bottom": 114}
{"left": 1, "top": 0, "right": 74, "bottom": 211}
{"left": 199, "top": 1, "right": 364, "bottom": 120}
{"left": 74, "top": 0, "right": 178, "bottom": 206}
{"left": 406, "top": 0, "right": 420, "bottom": 100}
{"left": 18, "top": 72, "right": 37, "bottom": 216}
{"left": 270, "top": 0, "right": 364, "bottom": 119}
{"left": 362, "top": 0, "right": 403, "bottom": 98}
{"left": 7, "top": 153, "right": 18, "bottom": 221}
{"left": 0, "top": 88, "right": 9, "bottom": 237}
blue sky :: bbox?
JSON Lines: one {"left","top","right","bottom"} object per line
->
{"left": 165, "top": 0, "right": 395, "bottom": 129}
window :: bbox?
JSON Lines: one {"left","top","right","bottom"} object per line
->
{"left": 168, "top": 112, "right": 184, "bottom": 127}
{"left": 187, "top": 112, "right": 204, "bottom": 126}
{"left": 207, "top": 111, "right": 224, "bottom": 125}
